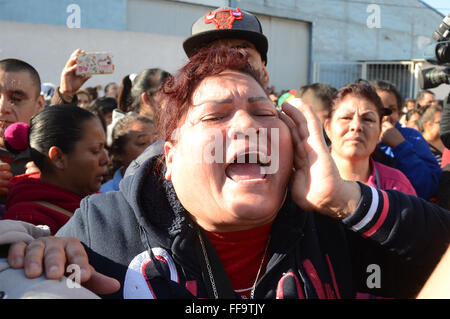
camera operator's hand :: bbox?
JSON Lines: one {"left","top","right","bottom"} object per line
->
{"left": 380, "top": 120, "right": 405, "bottom": 147}
{"left": 58, "top": 49, "right": 91, "bottom": 101}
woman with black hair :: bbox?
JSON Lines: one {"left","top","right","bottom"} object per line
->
{"left": 100, "top": 113, "right": 156, "bottom": 193}
{"left": 2, "top": 105, "right": 109, "bottom": 234}
{"left": 117, "top": 68, "right": 170, "bottom": 120}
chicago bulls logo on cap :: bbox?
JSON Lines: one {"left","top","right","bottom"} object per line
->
{"left": 204, "top": 7, "right": 243, "bottom": 29}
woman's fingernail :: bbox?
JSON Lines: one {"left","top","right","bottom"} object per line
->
{"left": 26, "top": 262, "right": 40, "bottom": 276}
{"left": 80, "top": 267, "right": 89, "bottom": 279}
{"left": 48, "top": 265, "right": 60, "bottom": 277}
{"left": 11, "top": 256, "right": 23, "bottom": 267}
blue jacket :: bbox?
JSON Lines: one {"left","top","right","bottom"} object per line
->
{"left": 56, "top": 155, "right": 450, "bottom": 299}
{"left": 378, "top": 122, "right": 441, "bottom": 200}
{"left": 99, "top": 168, "right": 123, "bottom": 193}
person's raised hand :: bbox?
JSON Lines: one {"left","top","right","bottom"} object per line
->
{"left": 380, "top": 120, "right": 405, "bottom": 147}
{"left": 0, "top": 161, "right": 13, "bottom": 195}
{"left": 59, "top": 48, "right": 91, "bottom": 100}
{"left": 8, "top": 236, "right": 120, "bottom": 296}
{"left": 279, "top": 99, "right": 361, "bottom": 219}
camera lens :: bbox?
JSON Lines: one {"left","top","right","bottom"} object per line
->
{"left": 436, "top": 42, "right": 450, "bottom": 64}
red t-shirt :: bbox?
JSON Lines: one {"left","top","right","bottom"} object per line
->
{"left": 205, "top": 222, "right": 272, "bottom": 298}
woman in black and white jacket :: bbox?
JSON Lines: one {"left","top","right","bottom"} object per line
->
{"left": 5, "top": 48, "right": 450, "bottom": 300}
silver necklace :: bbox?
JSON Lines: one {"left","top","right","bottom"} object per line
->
{"left": 198, "top": 231, "right": 219, "bottom": 299}
{"left": 197, "top": 230, "right": 270, "bottom": 299}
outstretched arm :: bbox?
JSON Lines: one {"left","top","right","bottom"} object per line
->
{"left": 281, "top": 98, "right": 450, "bottom": 296}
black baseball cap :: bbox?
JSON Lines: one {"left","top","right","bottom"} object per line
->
{"left": 183, "top": 7, "right": 268, "bottom": 64}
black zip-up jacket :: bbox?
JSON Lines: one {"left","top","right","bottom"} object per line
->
{"left": 57, "top": 156, "right": 450, "bottom": 299}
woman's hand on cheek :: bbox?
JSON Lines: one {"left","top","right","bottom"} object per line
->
{"left": 280, "top": 99, "right": 361, "bottom": 219}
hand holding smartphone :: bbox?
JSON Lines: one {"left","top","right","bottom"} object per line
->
{"left": 75, "top": 52, "right": 115, "bottom": 76}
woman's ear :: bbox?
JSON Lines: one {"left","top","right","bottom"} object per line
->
{"left": 140, "top": 92, "right": 155, "bottom": 118}
{"left": 140, "top": 92, "right": 150, "bottom": 106}
{"left": 48, "top": 146, "right": 67, "bottom": 170}
{"left": 164, "top": 141, "right": 176, "bottom": 181}
{"left": 261, "top": 65, "right": 270, "bottom": 88}
{"left": 323, "top": 118, "right": 331, "bottom": 137}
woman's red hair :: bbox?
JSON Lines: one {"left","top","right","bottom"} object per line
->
{"left": 155, "top": 47, "right": 265, "bottom": 143}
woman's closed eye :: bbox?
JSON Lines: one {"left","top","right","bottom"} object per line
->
{"left": 255, "top": 111, "right": 277, "bottom": 117}
{"left": 201, "top": 114, "right": 226, "bottom": 122}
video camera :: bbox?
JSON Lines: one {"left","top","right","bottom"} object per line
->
{"left": 419, "top": 14, "right": 450, "bottom": 89}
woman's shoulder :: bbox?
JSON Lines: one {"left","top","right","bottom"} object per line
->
{"left": 57, "top": 190, "right": 136, "bottom": 241}
{"left": 373, "top": 160, "right": 402, "bottom": 174}
{"left": 397, "top": 125, "right": 427, "bottom": 143}
{"left": 373, "top": 160, "right": 417, "bottom": 196}
{"left": 8, "top": 171, "right": 41, "bottom": 186}
{"left": 79, "top": 190, "right": 131, "bottom": 218}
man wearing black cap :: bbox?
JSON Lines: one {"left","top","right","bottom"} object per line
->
{"left": 125, "top": 6, "right": 271, "bottom": 177}
{"left": 183, "top": 7, "right": 270, "bottom": 87}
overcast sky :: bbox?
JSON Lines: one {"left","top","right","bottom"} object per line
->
{"left": 422, "top": 0, "right": 450, "bottom": 16}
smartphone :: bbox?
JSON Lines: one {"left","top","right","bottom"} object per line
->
{"left": 75, "top": 52, "right": 115, "bottom": 76}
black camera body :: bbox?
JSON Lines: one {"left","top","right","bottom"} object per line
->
{"left": 419, "top": 15, "right": 450, "bottom": 89}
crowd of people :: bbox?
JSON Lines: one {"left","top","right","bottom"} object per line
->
{"left": 0, "top": 6, "right": 449, "bottom": 300}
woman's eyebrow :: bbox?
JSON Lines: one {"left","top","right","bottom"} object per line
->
{"left": 248, "top": 96, "right": 270, "bottom": 103}
{"left": 361, "top": 110, "right": 378, "bottom": 115}
{"left": 192, "top": 96, "right": 269, "bottom": 107}
{"left": 192, "top": 98, "right": 233, "bottom": 107}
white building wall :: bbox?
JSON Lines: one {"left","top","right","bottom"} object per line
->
{"left": 0, "top": 20, "right": 187, "bottom": 90}
{"left": 0, "top": 0, "right": 311, "bottom": 92}
{"left": 126, "top": 0, "right": 311, "bottom": 91}
{"left": 0, "top": 0, "right": 445, "bottom": 94}
{"left": 234, "top": 0, "right": 444, "bottom": 62}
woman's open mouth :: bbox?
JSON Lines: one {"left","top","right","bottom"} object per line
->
{"left": 225, "top": 151, "right": 270, "bottom": 182}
